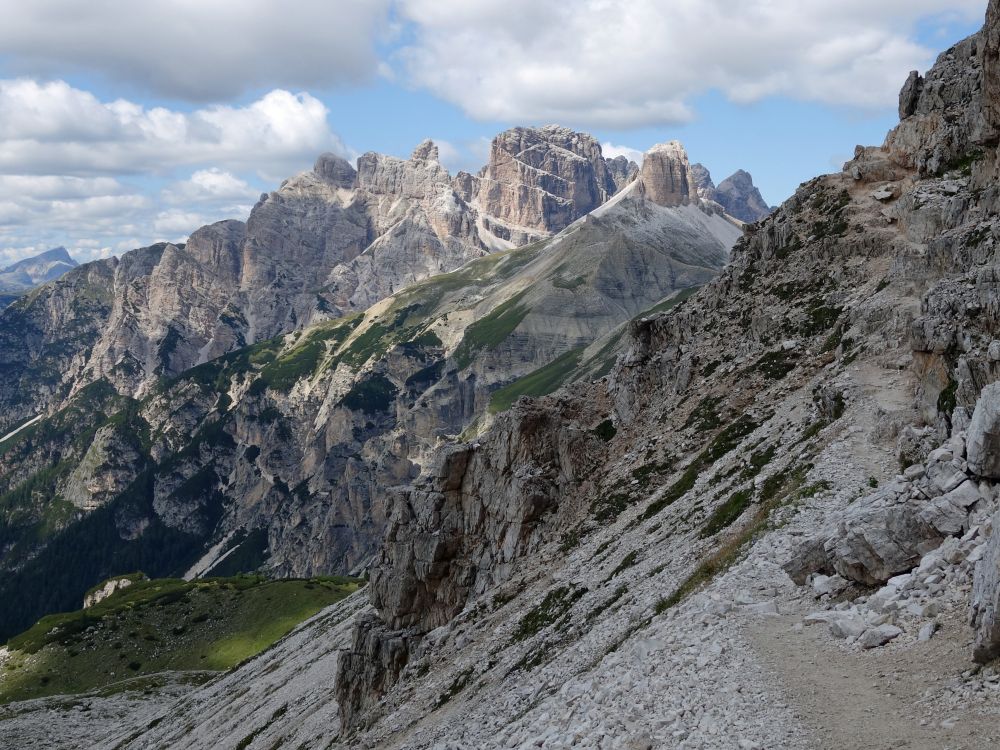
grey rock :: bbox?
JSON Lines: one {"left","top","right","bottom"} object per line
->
{"left": 859, "top": 624, "right": 903, "bottom": 649}
{"left": 967, "top": 382, "right": 1000, "bottom": 478}
{"left": 899, "top": 70, "right": 924, "bottom": 119}
{"left": 475, "top": 125, "right": 617, "bottom": 235}
{"left": 313, "top": 152, "right": 357, "bottom": 188}
{"left": 829, "top": 613, "right": 867, "bottom": 639}
{"left": 971, "top": 508, "right": 1000, "bottom": 662}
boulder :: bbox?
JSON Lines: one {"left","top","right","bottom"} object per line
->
{"left": 971, "top": 508, "right": 1000, "bottom": 663}
{"left": 859, "top": 624, "right": 903, "bottom": 649}
{"left": 968, "top": 383, "right": 1000, "bottom": 479}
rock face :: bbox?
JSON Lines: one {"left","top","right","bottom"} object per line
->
{"left": 605, "top": 155, "right": 639, "bottom": 191}
{"left": 884, "top": 31, "right": 987, "bottom": 176}
{"left": 471, "top": 125, "right": 618, "bottom": 238}
{"left": 971, "top": 508, "right": 1000, "bottom": 661}
{"left": 635, "top": 141, "right": 696, "bottom": 207}
{"left": 690, "top": 163, "right": 774, "bottom": 223}
{"left": 967, "top": 382, "right": 1000, "bottom": 478}
{"left": 714, "top": 171, "right": 774, "bottom": 224}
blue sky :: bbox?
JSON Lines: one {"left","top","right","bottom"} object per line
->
{"left": 0, "top": 1, "right": 986, "bottom": 265}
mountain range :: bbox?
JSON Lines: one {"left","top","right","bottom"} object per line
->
{"left": 0, "top": 128, "right": 763, "bottom": 643}
{"left": 7, "top": 3, "right": 998, "bottom": 746}
{"left": 0, "top": 247, "right": 77, "bottom": 307}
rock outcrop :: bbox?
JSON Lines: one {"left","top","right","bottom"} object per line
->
{"left": 635, "top": 141, "right": 696, "bottom": 208}
{"left": 605, "top": 155, "right": 639, "bottom": 191}
{"left": 470, "top": 125, "right": 618, "bottom": 239}
{"left": 967, "top": 382, "right": 1000, "bottom": 478}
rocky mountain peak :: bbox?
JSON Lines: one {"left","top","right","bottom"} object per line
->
{"left": 605, "top": 154, "right": 639, "bottom": 191}
{"left": 635, "top": 140, "right": 696, "bottom": 208}
{"left": 0, "top": 246, "right": 79, "bottom": 293}
{"left": 690, "top": 162, "right": 715, "bottom": 194}
{"left": 690, "top": 162, "right": 773, "bottom": 223}
{"left": 410, "top": 138, "right": 440, "bottom": 162}
{"left": 313, "top": 152, "right": 357, "bottom": 188}
{"left": 473, "top": 124, "right": 617, "bottom": 235}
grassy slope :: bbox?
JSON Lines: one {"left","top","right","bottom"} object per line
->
{"left": 0, "top": 574, "right": 362, "bottom": 704}
{"left": 488, "top": 348, "right": 586, "bottom": 414}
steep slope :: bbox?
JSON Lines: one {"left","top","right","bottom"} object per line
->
{"left": 298, "top": 7, "right": 1000, "bottom": 746}
{"left": 321, "top": 11, "right": 1000, "bottom": 745}
{"left": 0, "top": 127, "right": 623, "bottom": 435}
{"left": 0, "top": 142, "right": 738, "bottom": 642}
{"left": 12, "top": 15, "right": 998, "bottom": 747}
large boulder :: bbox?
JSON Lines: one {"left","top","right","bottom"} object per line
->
{"left": 971, "top": 510, "right": 1000, "bottom": 663}
{"left": 968, "top": 382, "right": 1000, "bottom": 478}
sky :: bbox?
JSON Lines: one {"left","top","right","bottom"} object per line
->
{"left": 0, "top": 0, "right": 987, "bottom": 266}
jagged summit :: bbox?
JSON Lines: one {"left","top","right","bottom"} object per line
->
{"left": 691, "top": 162, "right": 774, "bottom": 223}
{"left": 313, "top": 151, "right": 357, "bottom": 188}
{"left": 410, "top": 139, "right": 439, "bottom": 162}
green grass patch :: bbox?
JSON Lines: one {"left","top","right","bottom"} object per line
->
{"left": 339, "top": 373, "right": 399, "bottom": 415}
{"left": 453, "top": 291, "right": 531, "bottom": 369}
{"left": 700, "top": 489, "right": 753, "bottom": 538}
{"left": 592, "top": 419, "right": 617, "bottom": 442}
{"left": 937, "top": 378, "right": 957, "bottom": 416}
{"left": 511, "top": 585, "right": 587, "bottom": 642}
{"left": 488, "top": 347, "right": 585, "bottom": 414}
{"left": 750, "top": 348, "right": 800, "bottom": 380}
{"left": 656, "top": 463, "right": 811, "bottom": 615}
{"left": 636, "top": 286, "right": 701, "bottom": 317}
{"left": 604, "top": 550, "right": 639, "bottom": 582}
{"left": 684, "top": 396, "right": 724, "bottom": 432}
{"left": 641, "top": 413, "right": 763, "bottom": 521}
{"left": 552, "top": 275, "right": 586, "bottom": 290}
{"left": 0, "top": 574, "right": 362, "bottom": 704}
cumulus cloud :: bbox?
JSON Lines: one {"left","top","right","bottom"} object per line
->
{"left": 602, "top": 143, "right": 645, "bottom": 165}
{"left": 0, "top": 80, "right": 346, "bottom": 179}
{"left": 162, "top": 169, "right": 258, "bottom": 206}
{"left": 396, "top": 0, "right": 984, "bottom": 127}
{"left": 0, "top": 79, "right": 352, "bottom": 263}
{"left": 0, "top": 0, "right": 391, "bottom": 101}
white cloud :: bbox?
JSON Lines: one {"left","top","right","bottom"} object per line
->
{"left": 162, "top": 169, "right": 258, "bottom": 205}
{"left": 0, "top": 80, "right": 352, "bottom": 264}
{"left": 602, "top": 143, "right": 645, "bottom": 165}
{"left": 0, "top": 0, "right": 391, "bottom": 101}
{"left": 396, "top": 0, "right": 985, "bottom": 127}
{"left": 0, "top": 80, "right": 346, "bottom": 179}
